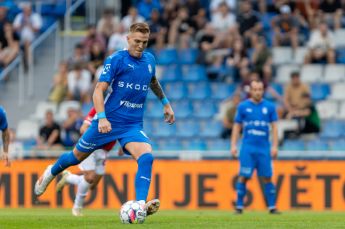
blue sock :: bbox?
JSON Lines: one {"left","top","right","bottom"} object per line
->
{"left": 264, "top": 182, "right": 276, "bottom": 209}
{"left": 51, "top": 152, "right": 80, "bottom": 176}
{"left": 236, "top": 182, "right": 246, "bottom": 209}
{"left": 135, "top": 153, "right": 153, "bottom": 201}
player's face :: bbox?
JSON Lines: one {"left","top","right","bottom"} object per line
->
{"left": 250, "top": 81, "right": 264, "bottom": 102}
{"left": 127, "top": 32, "right": 149, "bottom": 58}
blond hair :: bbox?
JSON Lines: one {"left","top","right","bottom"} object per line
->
{"left": 129, "top": 22, "right": 150, "bottom": 34}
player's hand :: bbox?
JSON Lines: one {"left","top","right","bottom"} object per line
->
{"left": 231, "top": 146, "right": 238, "bottom": 159}
{"left": 2, "top": 152, "right": 11, "bottom": 167}
{"left": 98, "top": 118, "right": 112, "bottom": 133}
{"left": 271, "top": 147, "right": 278, "bottom": 159}
{"left": 80, "top": 121, "right": 90, "bottom": 135}
{"left": 163, "top": 104, "right": 175, "bottom": 125}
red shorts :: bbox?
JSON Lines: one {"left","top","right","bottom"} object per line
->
{"left": 102, "top": 141, "right": 116, "bottom": 151}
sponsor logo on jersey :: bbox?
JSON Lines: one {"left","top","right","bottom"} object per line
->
{"left": 246, "top": 108, "right": 252, "bottom": 113}
{"left": 262, "top": 107, "right": 268, "bottom": 114}
{"left": 128, "top": 64, "right": 134, "bottom": 70}
{"left": 120, "top": 100, "right": 143, "bottom": 109}
{"left": 102, "top": 64, "right": 111, "bottom": 74}
{"left": 118, "top": 81, "right": 148, "bottom": 91}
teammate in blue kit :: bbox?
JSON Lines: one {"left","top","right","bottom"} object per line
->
{"left": 34, "top": 23, "right": 175, "bottom": 217}
{"left": 0, "top": 106, "right": 10, "bottom": 167}
{"left": 231, "top": 80, "right": 280, "bottom": 214}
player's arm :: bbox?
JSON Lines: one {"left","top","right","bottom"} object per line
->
{"left": 150, "top": 76, "right": 175, "bottom": 124}
{"left": 231, "top": 123, "right": 241, "bottom": 158}
{"left": 2, "top": 128, "right": 10, "bottom": 166}
{"left": 93, "top": 82, "right": 112, "bottom": 133}
{"left": 271, "top": 122, "right": 278, "bottom": 159}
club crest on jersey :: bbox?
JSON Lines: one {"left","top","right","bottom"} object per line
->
{"left": 262, "top": 107, "right": 268, "bottom": 114}
{"left": 148, "top": 64, "right": 152, "bottom": 74}
{"left": 102, "top": 64, "right": 111, "bottom": 74}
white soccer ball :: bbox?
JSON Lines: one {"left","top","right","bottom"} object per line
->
{"left": 119, "top": 200, "right": 146, "bottom": 224}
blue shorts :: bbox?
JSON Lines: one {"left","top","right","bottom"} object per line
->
{"left": 76, "top": 120, "right": 151, "bottom": 155}
{"left": 239, "top": 145, "right": 272, "bottom": 178}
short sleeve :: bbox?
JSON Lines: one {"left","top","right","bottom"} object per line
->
{"left": 234, "top": 104, "right": 243, "bottom": 124}
{"left": 0, "top": 108, "right": 8, "bottom": 131}
{"left": 269, "top": 104, "right": 278, "bottom": 122}
{"left": 147, "top": 52, "right": 156, "bottom": 77}
{"left": 98, "top": 55, "right": 119, "bottom": 83}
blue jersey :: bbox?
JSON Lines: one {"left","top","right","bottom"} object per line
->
{"left": 0, "top": 106, "right": 8, "bottom": 131}
{"left": 98, "top": 50, "right": 156, "bottom": 124}
{"left": 235, "top": 99, "right": 278, "bottom": 148}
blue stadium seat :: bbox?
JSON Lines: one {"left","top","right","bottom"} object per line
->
{"left": 156, "top": 48, "right": 178, "bottom": 65}
{"left": 158, "top": 139, "right": 182, "bottom": 151}
{"left": 178, "top": 48, "right": 198, "bottom": 65}
{"left": 199, "top": 120, "right": 222, "bottom": 138}
{"left": 40, "top": 16, "right": 57, "bottom": 33}
{"left": 265, "top": 83, "right": 283, "bottom": 100}
{"left": 182, "top": 65, "right": 207, "bottom": 81}
{"left": 336, "top": 48, "right": 345, "bottom": 64}
{"left": 171, "top": 101, "right": 192, "bottom": 119}
{"left": 176, "top": 120, "right": 199, "bottom": 138}
{"left": 206, "top": 139, "right": 230, "bottom": 150}
{"left": 187, "top": 83, "right": 210, "bottom": 100}
{"left": 183, "top": 139, "right": 207, "bottom": 150}
{"left": 161, "top": 65, "right": 181, "bottom": 82}
{"left": 145, "top": 101, "right": 163, "bottom": 118}
{"left": 146, "top": 90, "right": 156, "bottom": 100}
{"left": 320, "top": 120, "right": 344, "bottom": 139}
{"left": 152, "top": 122, "right": 176, "bottom": 138}
{"left": 281, "top": 140, "right": 305, "bottom": 151}
{"left": 164, "top": 82, "right": 187, "bottom": 100}
{"left": 193, "top": 100, "right": 216, "bottom": 119}
{"left": 330, "top": 140, "right": 345, "bottom": 151}
{"left": 210, "top": 83, "right": 237, "bottom": 99}
{"left": 310, "top": 83, "right": 330, "bottom": 101}
{"left": 305, "top": 139, "right": 329, "bottom": 151}
{"left": 261, "top": 13, "right": 277, "bottom": 31}
{"left": 143, "top": 121, "right": 154, "bottom": 135}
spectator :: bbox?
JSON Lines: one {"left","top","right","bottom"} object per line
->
{"left": 147, "top": 9, "right": 167, "bottom": 49}
{"left": 8, "top": 128, "right": 24, "bottom": 160}
{"left": 13, "top": 2, "right": 42, "bottom": 70}
{"left": 192, "top": 8, "right": 208, "bottom": 32}
{"left": 136, "top": 0, "right": 162, "bottom": 20}
{"left": 220, "top": 93, "right": 241, "bottom": 139}
{"left": 196, "top": 23, "right": 218, "bottom": 65}
{"left": 272, "top": 5, "right": 299, "bottom": 49}
{"left": 61, "top": 108, "right": 83, "bottom": 148}
{"left": 36, "top": 110, "right": 63, "bottom": 150}
{"left": 185, "top": 0, "right": 202, "bottom": 17}
{"left": 210, "top": 0, "right": 236, "bottom": 14}
{"left": 67, "top": 63, "right": 92, "bottom": 102}
{"left": 286, "top": 92, "right": 320, "bottom": 134}
{"left": 0, "top": 6, "right": 8, "bottom": 40}
{"left": 121, "top": 7, "right": 145, "bottom": 32}
{"left": 211, "top": 1, "right": 237, "bottom": 33}
{"left": 96, "top": 8, "right": 120, "bottom": 46}
{"left": 251, "top": 36, "right": 273, "bottom": 81}
{"left": 318, "top": 0, "right": 342, "bottom": 30}
{"left": 0, "top": 22, "right": 19, "bottom": 67}
{"left": 67, "top": 43, "right": 88, "bottom": 70}
{"left": 284, "top": 71, "right": 310, "bottom": 116}
{"left": 304, "top": 21, "right": 335, "bottom": 64}
{"left": 237, "top": 0, "right": 262, "bottom": 47}
{"left": 88, "top": 41, "right": 106, "bottom": 79}
{"left": 82, "top": 24, "right": 106, "bottom": 54}
{"left": 107, "top": 26, "right": 127, "bottom": 54}
{"left": 48, "top": 61, "right": 68, "bottom": 103}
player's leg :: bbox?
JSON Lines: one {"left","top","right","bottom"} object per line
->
{"left": 235, "top": 150, "right": 255, "bottom": 213}
{"left": 257, "top": 153, "right": 279, "bottom": 214}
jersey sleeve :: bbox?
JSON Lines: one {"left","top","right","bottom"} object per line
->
{"left": 0, "top": 107, "right": 8, "bottom": 131}
{"left": 148, "top": 52, "right": 156, "bottom": 77}
{"left": 269, "top": 104, "right": 278, "bottom": 122}
{"left": 98, "top": 55, "right": 120, "bottom": 83}
{"left": 234, "top": 104, "right": 243, "bottom": 124}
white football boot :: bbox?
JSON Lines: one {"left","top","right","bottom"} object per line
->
{"left": 56, "top": 170, "right": 71, "bottom": 192}
{"left": 145, "top": 199, "right": 160, "bottom": 216}
{"left": 72, "top": 207, "right": 83, "bottom": 217}
{"left": 34, "top": 165, "right": 55, "bottom": 196}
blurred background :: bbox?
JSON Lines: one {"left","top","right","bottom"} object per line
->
{"left": 1, "top": 0, "right": 345, "bottom": 211}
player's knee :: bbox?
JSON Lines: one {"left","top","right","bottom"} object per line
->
{"left": 137, "top": 153, "right": 154, "bottom": 166}
{"left": 84, "top": 172, "right": 97, "bottom": 184}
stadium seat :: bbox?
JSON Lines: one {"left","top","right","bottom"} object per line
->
{"left": 176, "top": 120, "right": 199, "bottom": 138}
{"left": 199, "top": 120, "right": 222, "bottom": 138}
{"left": 183, "top": 139, "right": 207, "bottom": 151}
{"left": 160, "top": 64, "right": 182, "bottom": 82}
{"left": 210, "top": 83, "right": 237, "bottom": 99}
{"left": 320, "top": 120, "right": 344, "bottom": 139}
{"left": 187, "top": 83, "right": 210, "bottom": 100}
{"left": 337, "top": 101, "right": 345, "bottom": 119}
{"left": 171, "top": 101, "right": 192, "bottom": 119}
{"left": 182, "top": 65, "right": 207, "bottom": 81}
{"left": 30, "top": 101, "right": 58, "bottom": 121}
{"left": 272, "top": 47, "right": 293, "bottom": 65}
{"left": 145, "top": 101, "right": 163, "bottom": 118}
{"left": 56, "top": 100, "right": 81, "bottom": 121}
{"left": 330, "top": 140, "right": 345, "bottom": 151}
{"left": 328, "top": 83, "right": 345, "bottom": 100}
{"left": 334, "top": 29, "right": 345, "bottom": 48}
{"left": 143, "top": 121, "right": 154, "bottom": 135}
{"left": 16, "top": 120, "right": 39, "bottom": 140}
{"left": 157, "top": 139, "right": 182, "bottom": 151}
{"left": 281, "top": 140, "right": 305, "bottom": 151}
{"left": 310, "top": 83, "right": 330, "bottom": 101}
{"left": 316, "top": 101, "right": 338, "bottom": 119}
{"left": 293, "top": 47, "right": 307, "bottom": 64}
{"left": 164, "top": 82, "right": 187, "bottom": 100}
{"left": 156, "top": 48, "right": 178, "bottom": 65}
{"left": 261, "top": 13, "right": 277, "bottom": 31}
{"left": 206, "top": 139, "right": 230, "bottom": 151}
{"left": 323, "top": 64, "right": 345, "bottom": 83}
{"left": 276, "top": 65, "right": 300, "bottom": 84}
{"left": 265, "top": 83, "right": 283, "bottom": 100}
{"left": 146, "top": 90, "right": 156, "bottom": 100}
{"left": 305, "top": 139, "right": 329, "bottom": 151}
{"left": 193, "top": 100, "right": 216, "bottom": 119}
{"left": 300, "top": 65, "right": 323, "bottom": 83}
{"left": 152, "top": 121, "right": 176, "bottom": 138}
{"left": 178, "top": 48, "right": 198, "bottom": 65}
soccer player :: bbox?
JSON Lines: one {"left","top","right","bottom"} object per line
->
{"left": 0, "top": 106, "right": 10, "bottom": 167}
{"left": 35, "top": 22, "right": 175, "bottom": 218}
{"left": 231, "top": 80, "right": 280, "bottom": 214}
{"left": 56, "top": 107, "right": 118, "bottom": 216}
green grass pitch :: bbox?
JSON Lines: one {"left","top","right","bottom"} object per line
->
{"left": 0, "top": 209, "right": 344, "bottom": 229}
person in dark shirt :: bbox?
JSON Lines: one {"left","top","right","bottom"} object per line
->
{"left": 0, "top": 22, "right": 20, "bottom": 67}
{"left": 147, "top": 9, "right": 167, "bottom": 49}
{"left": 37, "top": 110, "right": 63, "bottom": 150}
{"left": 318, "top": 0, "right": 342, "bottom": 29}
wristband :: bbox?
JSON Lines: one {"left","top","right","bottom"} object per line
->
{"left": 97, "top": 111, "right": 106, "bottom": 119}
{"left": 161, "top": 97, "right": 170, "bottom": 106}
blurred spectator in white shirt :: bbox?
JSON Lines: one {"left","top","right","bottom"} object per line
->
{"left": 67, "top": 63, "right": 92, "bottom": 102}
{"left": 121, "top": 7, "right": 145, "bottom": 32}
{"left": 211, "top": 1, "right": 236, "bottom": 33}
{"left": 97, "top": 8, "right": 120, "bottom": 45}
{"left": 107, "top": 26, "right": 127, "bottom": 54}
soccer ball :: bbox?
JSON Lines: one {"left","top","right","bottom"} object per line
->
{"left": 119, "top": 200, "right": 146, "bottom": 224}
